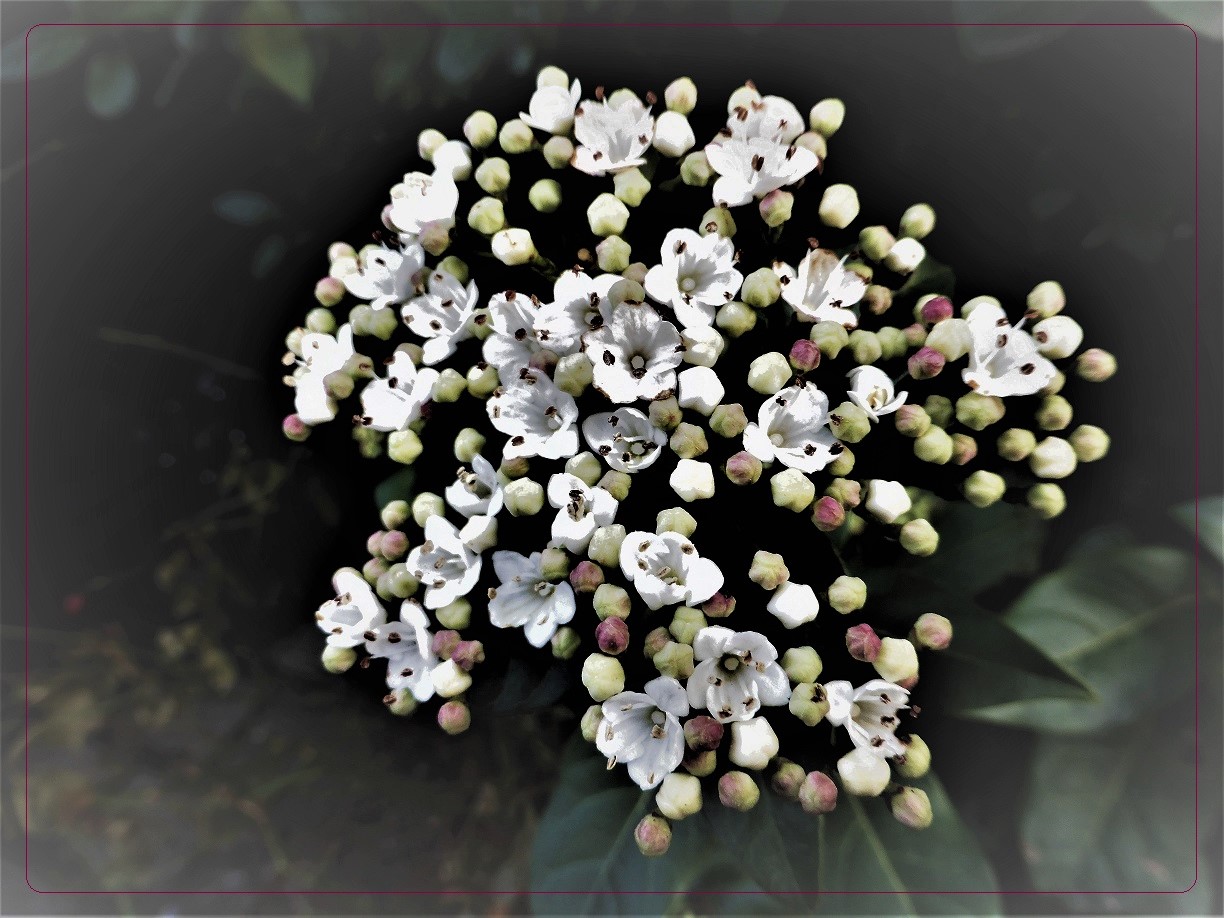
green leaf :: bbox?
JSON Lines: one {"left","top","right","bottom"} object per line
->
{"left": 896, "top": 255, "right": 955, "bottom": 299}
{"left": 237, "top": 3, "right": 315, "bottom": 106}
{"left": 84, "top": 51, "right": 138, "bottom": 119}
{"left": 373, "top": 468, "right": 416, "bottom": 511}
{"left": 2, "top": 27, "right": 89, "bottom": 82}
{"left": 1172, "top": 495, "right": 1223, "bottom": 565}
{"left": 971, "top": 544, "right": 1194, "bottom": 733}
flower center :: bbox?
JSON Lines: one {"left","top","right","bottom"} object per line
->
{"left": 630, "top": 355, "right": 647, "bottom": 370}
{"left": 850, "top": 702, "right": 861, "bottom": 719}
{"left": 654, "top": 565, "right": 682, "bottom": 586}
{"left": 650, "top": 709, "right": 667, "bottom": 739}
{"left": 769, "top": 432, "right": 785, "bottom": 447}
{"left": 679, "top": 276, "right": 697, "bottom": 293}
{"left": 720, "top": 653, "right": 742, "bottom": 673}
{"left": 533, "top": 581, "right": 556, "bottom": 597}
{"left": 867, "top": 386, "right": 889, "bottom": 408}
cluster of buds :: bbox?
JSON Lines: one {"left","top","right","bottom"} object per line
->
{"left": 286, "top": 67, "right": 1114, "bottom": 854}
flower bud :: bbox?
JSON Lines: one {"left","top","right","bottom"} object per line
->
{"left": 670, "top": 459, "right": 716, "bottom": 501}
{"left": 436, "top": 699, "right": 471, "bottom": 735}
{"left": 730, "top": 718, "right": 780, "bottom": 770}
{"left": 648, "top": 396, "right": 683, "bottom": 431}
{"left": 429, "top": 630, "right": 462, "bottom": 662}
{"left": 962, "top": 470, "right": 1006, "bottom": 508}
{"left": 549, "top": 626, "right": 580, "bottom": 661}
{"left": 1028, "top": 482, "right": 1067, "bottom": 519}
{"left": 684, "top": 715, "right": 725, "bottom": 751}
{"left": 680, "top": 150, "right": 712, "bottom": 186}
{"left": 581, "top": 653, "right": 625, "bottom": 702}
{"left": 548, "top": 354, "right": 590, "bottom": 399}
{"left": 542, "top": 135, "right": 574, "bottom": 169}
{"left": 668, "top": 607, "right": 707, "bottom": 645}
{"left": 812, "top": 496, "right": 846, "bottom": 532}
{"left": 819, "top": 183, "right": 859, "bottom": 229}
{"left": 895, "top": 734, "right": 932, "bottom": 779}
{"left": 843, "top": 512, "right": 866, "bottom": 536}
{"left": 921, "top": 318, "right": 972, "bottom": 362}
{"left": 775, "top": 646, "right": 822, "bottom": 685}
{"left": 464, "top": 362, "right": 498, "bottom": 399}
{"left": 742, "top": 268, "right": 782, "bottom": 308}
{"left": 1036, "top": 395, "right": 1073, "bottom": 431}
{"left": 634, "top": 814, "right": 672, "bottom": 857}
{"left": 715, "top": 301, "right": 756, "bottom": 338}
{"left": 762, "top": 759, "right": 804, "bottom": 800}
{"left": 613, "top": 167, "right": 652, "bottom": 207}
{"left": 759, "top": 189, "right": 794, "bottom": 227}
{"left": 592, "top": 470, "right": 629, "bottom": 502}
{"left": 995, "top": 427, "right": 1036, "bottom": 462}
{"left": 1030, "top": 436, "right": 1077, "bottom": 479}
{"left": 496, "top": 478, "right": 541, "bottom": 518}
{"left": 664, "top": 75, "right": 698, "bottom": 113}
{"left": 924, "top": 395, "right": 953, "bottom": 428}
{"left": 653, "top": 641, "right": 695, "bottom": 679}
{"left": 899, "top": 203, "right": 936, "bottom": 240}
{"left": 809, "top": 321, "right": 849, "bottom": 358}
{"left": 749, "top": 551, "right": 790, "bottom": 590}
{"left": 652, "top": 110, "right": 696, "bottom": 158}
{"left": 847, "top": 330, "right": 882, "bottom": 365}
{"left": 643, "top": 626, "right": 671, "bottom": 658}
{"left": 656, "top": 772, "right": 703, "bottom": 821}
{"left": 873, "top": 326, "right": 905, "bottom": 361}
{"left": 1042, "top": 370, "right": 1066, "bottom": 396}
{"left": 670, "top": 422, "right": 709, "bottom": 459}
{"left": 768, "top": 581, "right": 820, "bottom": 628}
{"left": 322, "top": 644, "right": 357, "bottom": 674}
{"left": 872, "top": 638, "right": 919, "bottom": 687}
{"left": 447, "top": 429, "right": 484, "bottom": 465}
{"left": 837, "top": 747, "right": 891, "bottom": 797}
{"left": 587, "top": 192, "right": 629, "bottom": 237}
{"left": 580, "top": 705, "right": 603, "bottom": 743}
{"left": 378, "top": 530, "right": 409, "bottom": 562}
{"left": 951, "top": 433, "right": 978, "bottom": 466}
{"left": 907, "top": 346, "right": 946, "bottom": 380}
{"left": 829, "top": 575, "right": 868, "bottom": 614}
{"left": 702, "top": 592, "right": 736, "bottom": 618}
{"left": 908, "top": 425, "right": 951, "bottom": 464}
{"left": 466, "top": 197, "right": 505, "bottom": 238}
{"left": 829, "top": 447, "right": 856, "bottom": 477}
{"left": 846, "top": 623, "right": 882, "bottom": 662}
{"left": 538, "top": 548, "right": 569, "bottom": 584}
{"left": 1032, "top": 316, "right": 1084, "bottom": 358}
{"left": 792, "top": 130, "right": 827, "bottom": 162}
{"left": 791, "top": 771, "right": 837, "bottom": 816}
{"left": 588, "top": 524, "right": 627, "bottom": 567}
{"left": 725, "top": 451, "right": 763, "bottom": 486}
{"left": 955, "top": 392, "right": 1006, "bottom": 431}
{"left": 499, "top": 456, "right": 531, "bottom": 479}
{"left": 594, "top": 583, "right": 632, "bottom": 621}
{"left": 865, "top": 480, "right": 912, "bottom": 523}
{"left": 884, "top": 237, "right": 926, "bottom": 274}
{"left": 718, "top": 771, "right": 760, "bottom": 811}
{"left": 1069, "top": 424, "right": 1110, "bottom": 462}
{"left": 384, "top": 688, "right": 418, "bottom": 716}
{"left": 809, "top": 98, "right": 845, "bottom": 137}
{"left": 523, "top": 179, "right": 562, "bottom": 215}
{"left": 498, "top": 118, "right": 534, "bottom": 154}
{"left": 416, "top": 128, "right": 447, "bottom": 162}
{"left": 858, "top": 226, "right": 896, "bottom": 262}
{"left": 386, "top": 428, "right": 423, "bottom": 465}
{"left": 704, "top": 405, "right": 745, "bottom": 442}
{"left": 888, "top": 406, "right": 928, "bottom": 441}
{"left": 594, "top": 235, "right": 632, "bottom": 274}
{"left": 900, "top": 519, "right": 939, "bottom": 557}
{"left": 1026, "top": 280, "right": 1065, "bottom": 319}
{"left": 891, "top": 787, "right": 933, "bottom": 830}
{"left": 282, "top": 413, "right": 311, "bottom": 442}
{"left": 321, "top": 368, "right": 353, "bottom": 401}
{"left": 909, "top": 613, "right": 953, "bottom": 653}
{"left": 474, "top": 156, "right": 511, "bottom": 194}
{"left": 1076, "top": 348, "right": 1117, "bottom": 382}
{"left": 596, "top": 616, "right": 630, "bottom": 655}
{"left": 491, "top": 228, "right": 537, "bottom": 266}
{"left": 656, "top": 507, "right": 698, "bottom": 538}
{"left": 788, "top": 682, "right": 830, "bottom": 726}
{"left": 431, "top": 659, "right": 472, "bottom": 698}
{"left": 860, "top": 286, "right": 892, "bottom": 318}
{"left": 384, "top": 564, "right": 419, "bottom": 600}
{"left": 683, "top": 752, "right": 717, "bottom": 779}
{"left": 562, "top": 560, "right": 601, "bottom": 595}
{"left": 457, "top": 109, "right": 496, "bottom": 149}
{"left": 406, "top": 492, "right": 440, "bottom": 528}
{"left": 829, "top": 402, "right": 871, "bottom": 443}
{"left": 314, "top": 277, "right": 346, "bottom": 310}
{"left": 701, "top": 205, "right": 737, "bottom": 240}
{"left": 772, "top": 469, "right": 816, "bottom": 512}
{"left": 676, "top": 327, "right": 723, "bottom": 372}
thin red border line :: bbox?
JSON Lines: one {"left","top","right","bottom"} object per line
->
{"left": 23, "top": 19, "right": 1201, "bottom": 897}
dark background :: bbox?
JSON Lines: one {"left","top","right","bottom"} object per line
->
{"left": 1, "top": 1, "right": 1221, "bottom": 914}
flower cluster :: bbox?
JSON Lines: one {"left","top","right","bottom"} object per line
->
{"left": 284, "top": 66, "right": 1116, "bottom": 854}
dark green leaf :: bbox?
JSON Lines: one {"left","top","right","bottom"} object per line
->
{"left": 213, "top": 191, "right": 277, "bottom": 226}
{"left": 896, "top": 255, "right": 955, "bottom": 299}
{"left": 237, "top": 3, "right": 315, "bottom": 106}
{"left": 2, "top": 27, "right": 88, "bottom": 82}
{"left": 84, "top": 51, "right": 138, "bottom": 119}
{"left": 373, "top": 468, "right": 416, "bottom": 511}
{"left": 1172, "top": 495, "right": 1223, "bottom": 565}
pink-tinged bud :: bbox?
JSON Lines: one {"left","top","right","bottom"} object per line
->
{"left": 826, "top": 478, "right": 862, "bottom": 509}
{"left": 798, "top": 770, "right": 839, "bottom": 814}
{"left": 380, "top": 530, "right": 409, "bottom": 560}
{"left": 431, "top": 630, "right": 462, "bottom": 660}
{"left": 362, "top": 557, "right": 388, "bottom": 583}
{"left": 911, "top": 612, "right": 953, "bottom": 651}
{"left": 684, "top": 715, "right": 725, "bottom": 751}
{"left": 863, "top": 284, "right": 892, "bottom": 315}
{"left": 528, "top": 348, "right": 559, "bottom": 375}
{"left": 596, "top": 617, "right": 630, "bottom": 655}
{"left": 846, "top": 623, "right": 882, "bottom": 662}
{"left": 812, "top": 496, "right": 846, "bottom": 532}
{"left": 282, "top": 414, "right": 311, "bottom": 442}
{"left": 890, "top": 786, "right": 933, "bottom": 830}
{"left": 1076, "top": 347, "right": 1117, "bottom": 382}
{"left": 903, "top": 323, "right": 927, "bottom": 348}
{"left": 314, "top": 276, "right": 345, "bottom": 307}
{"left": 437, "top": 700, "right": 471, "bottom": 735}
{"left": 569, "top": 560, "right": 605, "bottom": 593}
{"left": 907, "top": 346, "right": 946, "bottom": 380}
{"left": 366, "top": 531, "right": 385, "bottom": 556}
{"left": 771, "top": 760, "right": 806, "bottom": 799}
{"left": 683, "top": 748, "right": 717, "bottom": 777}
{"left": 788, "top": 339, "right": 821, "bottom": 372}
{"left": 894, "top": 404, "right": 931, "bottom": 438}
{"left": 920, "top": 296, "right": 954, "bottom": 324}
{"left": 702, "top": 592, "right": 736, "bottom": 618}
{"left": 725, "top": 451, "right": 763, "bottom": 486}
{"left": 635, "top": 814, "right": 672, "bottom": 856}
{"left": 451, "top": 640, "right": 486, "bottom": 671}
{"left": 951, "top": 433, "right": 978, "bottom": 466}
{"left": 643, "top": 626, "right": 671, "bottom": 658}
{"left": 718, "top": 771, "right": 761, "bottom": 811}
{"left": 897, "top": 673, "right": 920, "bottom": 691}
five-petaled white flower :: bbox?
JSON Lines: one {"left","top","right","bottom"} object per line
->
{"left": 336, "top": 242, "right": 425, "bottom": 311}
{"left": 582, "top": 408, "right": 667, "bottom": 473}
{"left": 572, "top": 96, "right": 655, "bottom": 176}
{"left": 444, "top": 453, "right": 504, "bottom": 520}
{"left": 405, "top": 516, "right": 483, "bottom": 610}
{"left": 597, "top": 676, "right": 690, "bottom": 790}
{"left": 726, "top": 94, "right": 804, "bottom": 143}
{"left": 315, "top": 567, "right": 385, "bottom": 648}
{"left": 389, "top": 171, "right": 460, "bottom": 235}
{"left": 487, "top": 550, "right": 577, "bottom": 648}
{"left": 521, "top": 79, "right": 582, "bottom": 134}
{"left": 359, "top": 349, "right": 438, "bottom": 432}
{"left": 401, "top": 267, "right": 481, "bottom": 366}
{"left": 962, "top": 301, "right": 1057, "bottom": 397}
{"left": 294, "top": 324, "right": 356, "bottom": 426}
{"left": 743, "top": 383, "right": 842, "bottom": 473}
{"left": 482, "top": 290, "right": 547, "bottom": 376}
{"left": 487, "top": 368, "right": 580, "bottom": 460}
{"left": 584, "top": 301, "right": 684, "bottom": 403}
{"left": 644, "top": 228, "right": 743, "bottom": 329}
{"left": 618, "top": 531, "right": 724, "bottom": 611}
{"left": 687, "top": 626, "right": 791, "bottom": 723}
{"left": 533, "top": 269, "right": 621, "bottom": 355}
{"left": 773, "top": 248, "right": 866, "bottom": 326}
{"left": 546, "top": 473, "right": 619, "bottom": 553}
{"left": 364, "top": 600, "right": 437, "bottom": 702}
{"left": 824, "top": 679, "right": 910, "bottom": 758}
{"left": 704, "top": 135, "right": 818, "bottom": 207}
{"left": 846, "top": 366, "right": 907, "bottom": 421}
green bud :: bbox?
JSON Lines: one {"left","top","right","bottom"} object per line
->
{"left": 876, "top": 326, "right": 908, "bottom": 360}
{"left": 895, "top": 734, "right": 931, "bottom": 779}
{"left": 503, "top": 478, "right": 545, "bottom": 516}
{"left": 466, "top": 363, "right": 499, "bottom": 398}
{"left": 1070, "top": 424, "right": 1110, "bottom": 462}
{"left": 670, "top": 422, "right": 709, "bottom": 459}
{"left": 911, "top": 613, "right": 953, "bottom": 651}
{"left": 700, "top": 206, "right": 736, "bottom": 238}
{"left": 899, "top": 203, "right": 936, "bottom": 240}
{"left": 809, "top": 98, "right": 845, "bottom": 137}
{"left": 410, "top": 492, "right": 443, "bottom": 528}
{"left": 384, "top": 688, "right": 419, "bottom": 717}
{"left": 580, "top": 704, "right": 603, "bottom": 742}
{"left": 863, "top": 285, "right": 893, "bottom": 317}
{"left": 828, "top": 575, "right": 867, "bottom": 614}
{"left": 827, "top": 445, "right": 856, "bottom": 477}
{"left": 598, "top": 470, "right": 632, "bottom": 502}
{"left": 952, "top": 433, "right": 978, "bottom": 466}
{"left": 788, "top": 682, "right": 830, "bottom": 726}
{"left": 771, "top": 760, "right": 807, "bottom": 800}
{"left": 653, "top": 641, "right": 696, "bottom": 679}
{"left": 322, "top": 369, "right": 354, "bottom": 401}
{"left": 380, "top": 500, "right": 410, "bottom": 531}
{"left": 759, "top": 189, "right": 794, "bottom": 227}
{"left": 724, "top": 451, "right": 763, "bottom": 485}
{"left": 596, "top": 235, "right": 632, "bottom": 273}
{"left": 955, "top": 392, "right": 1006, "bottom": 431}
{"left": 859, "top": 225, "right": 896, "bottom": 262}
{"left": 435, "top": 597, "right": 470, "bottom": 630}
{"left": 499, "top": 456, "right": 530, "bottom": 479}
{"left": 587, "top": 193, "right": 630, "bottom": 237}
{"left": 613, "top": 167, "right": 651, "bottom": 207}
{"left": 527, "top": 178, "right": 562, "bottom": 213}
{"left": 742, "top": 267, "right": 782, "bottom": 308}
{"left": 452, "top": 428, "right": 487, "bottom": 464}
{"left": 435, "top": 256, "right": 469, "bottom": 287}
{"left": 825, "top": 478, "right": 862, "bottom": 508}
{"left": 899, "top": 519, "right": 939, "bottom": 557}
{"left": 830, "top": 402, "right": 871, "bottom": 443}
{"left": 417, "top": 128, "right": 447, "bottom": 161}
{"left": 581, "top": 653, "right": 625, "bottom": 702}
{"left": 997, "top": 427, "right": 1037, "bottom": 461}
{"left": 799, "top": 771, "right": 839, "bottom": 814}
{"left": 1027, "top": 482, "right": 1067, "bottom": 519}
{"left": 542, "top": 135, "right": 574, "bottom": 169}
{"left": 593, "top": 583, "right": 632, "bottom": 620}
{"left": 554, "top": 352, "right": 594, "bottom": 397}
{"left": 749, "top": 551, "right": 790, "bottom": 591}
{"left": 924, "top": 318, "right": 973, "bottom": 360}
{"left": 648, "top": 396, "right": 683, "bottom": 431}
{"left": 1026, "top": 280, "right": 1065, "bottom": 318}
{"left": 387, "top": 429, "right": 423, "bottom": 465}
{"left": 1036, "top": 395, "right": 1073, "bottom": 431}
{"left": 923, "top": 395, "right": 953, "bottom": 429}
{"left": 665, "top": 76, "right": 698, "bottom": 113}
{"left": 498, "top": 118, "right": 534, "bottom": 154}
{"left": 895, "top": 405, "right": 932, "bottom": 438}
{"left": 1076, "top": 348, "right": 1117, "bottom": 382}
{"left": 819, "top": 183, "right": 859, "bottom": 229}
{"left": 781, "top": 647, "right": 823, "bottom": 683}
{"left": 891, "top": 787, "right": 933, "bottom": 830}
{"left": 848, "top": 330, "right": 883, "bottom": 365}
{"left": 656, "top": 507, "right": 698, "bottom": 538}
{"left": 669, "top": 607, "right": 708, "bottom": 645}
{"left": 565, "top": 451, "right": 603, "bottom": 487}
{"left": 475, "top": 157, "right": 511, "bottom": 194}
{"left": 322, "top": 645, "right": 358, "bottom": 674}
{"left": 432, "top": 368, "right": 467, "bottom": 403}
{"left": 367, "top": 306, "right": 400, "bottom": 341}
{"left": 551, "top": 626, "right": 581, "bottom": 661}
{"left": 1042, "top": 370, "right": 1067, "bottom": 396}
{"left": 794, "top": 130, "right": 828, "bottom": 159}
{"left": 747, "top": 352, "right": 793, "bottom": 394}
{"left": 716, "top": 301, "right": 756, "bottom": 337}
{"left": 680, "top": 151, "right": 712, "bottom": 186}
{"left": 305, "top": 306, "right": 337, "bottom": 335}
{"left": 467, "top": 197, "right": 506, "bottom": 235}
{"left": 588, "top": 524, "right": 627, "bottom": 567}
{"left": 962, "top": 470, "right": 1007, "bottom": 508}
{"left": 709, "top": 403, "right": 748, "bottom": 438}
{"left": 462, "top": 110, "right": 498, "bottom": 149}
{"left": 1030, "top": 437, "right": 1077, "bottom": 479}
{"left": 810, "top": 321, "right": 850, "bottom": 358}
{"left": 771, "top": 469, "right": 816, "bottom": 512}
{"left": 718, "top": 771, "right": 761, "bottom": 811}
{"left": 540, "top": 546, "right": 570, "bottom": 582}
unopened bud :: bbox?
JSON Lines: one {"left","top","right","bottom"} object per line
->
{"left": 550, "top": 626, "right": 581, "bottom": 660}
{"left": 1026, "top": 280, "right": 1066, "bottom": 319}
{"left": 808, "top": 98, "right": 845, "bottom": 137}
{"left": 864, "top": 284, "right": 894, "bottom": 316}
{"left": 684, "top": 715, "right": 725, "bottom": 751}
{"left": 670, "top": 459, "right": 716, "bottom": 501}
{"left": 846, "top": 623, "right": 881, "bottom": 662}
{"left": 596, "top": 616, "right": 630, "bottom": 655}
{"left": 884, "top": 237, "right": 926, "bottom": 274}
{"left": 748, "top": 352, "right": 792, "bottom": 394}
{"left": 322, "top": 645, "right": 357, "bottom": 674}
{"left": 876, "top": 326, "right": 908, "bottom": 360}
{"left": 859, "top": 226, "right": 896, "bottom": 262}
{"left": 924, "top": 395, "right": 954, "bottom": 428}
{"left": 542, "top": 135, "right": 574, "bottom": 169}
{"left": 701, "top": 205, "right": 737, "bottom": 239}
{"left": 725, "top": 451, "right": 763, "bottom": 486}
{"left": 729, "top": 717, "right": 779, "bottom": 770}
{"left": 648, "top": 396, "right": 683, "bottom": 431}
{"left": 789, "top": 682, "right": 830, "bottom": 726}
{"left": 1036, "top": 395, "right": 1073, "bottom": 431}
{"left": 634, "top": 814, "right": 672, "bottom": 857}
{"left": 812, "top": 495, "right": 846, "bottom": 532}
{"left": 716, "top": 301, "right": 756, "bottom": 337}
{"left": 1028, "top": 482, "right": 1067, "bottom": 519}
{"left": 772, "top": 469, "right": 816, "bottom": 512}
{"left": 829, "top": 575, "right": 868, "bottom": 614}
{"left": 895, "top": 734, "right": 932, "bottom": 779}
{"left": 891, "top": 787, "right": 933, "bottom": 830}
{"left": 594, "top": 583, "right": 632, "bottom": 620}
{"left": 643, "top": 625, "right": 671, "bottom": 658}
{"left": 1030, "top": 436, "right": 1077, "bottom": 479}
{"left": 709, "top": 403, "right": 748, "bottom": 439}
{"left": 656, "top": 772, "right": 703, "bottom": 820}
{"left": 749, "top": 550, "right": 789, "bottom": 590}
{"left": 955, "top": 392, "right": 1006, "bottom": 431}
{"left": 799, "top": 770, "right": 839, "bottom": 814}
{"left": 670, "top": 422, "right": 709, "bottom": 459}
{"left": 613, "top": 168, "right": 652, "bottom": 208}
{"left": 900, "top": 519, "right": 939, "bottom": 557}
{"left": 1076, "top": 348, "right": 1117, "bottom": 382}
{"left": 809, "top": 321, "right": 849, "bottom": 358}
{"left": 911, "top": 613, "right": 953, "bottom": 651}
{"left": 282, "top": 413, "right": 311, "bottom": 442}
{"left": 581, "top": 653, "right": 625, "bottom": 701}
{"left": 837, "top": 747, "right": 891, "bottom": 797}
{"left": 653, "top": 641, "right": 695, "bottom": 679}
{"left": 587, "top": 192, "right": 630, "bottom": 237}
{"left": 759, "top": 189, "right": 794, "bottom": 227}
{"left": 848, "top": 330, "right": 882, "bottom": 365}
{"left": 829, "top": 402, "right": 871, "bottom": 443}
{"left": 997, "top": 427, "right": 1037, "bottom": 461}
{"left": 828, "top": 446, "right": 856, "bottom": 477}
{"left": 908, "top": 346, "right": 945, "bottom": 380}
{"left": 963, "top": 470, "right": 1006, "bottom": 507}
{"left": 702, "top": 592, "right": 736, "bottom": 618}
{"left": 951, "top": 433, "right": 978, "bottom": 466}
{"left": 1070, "top": 424, "right": 1110, "bottom": 462}
{"left": 437, "top": 700, "right": 471, "bottom": 735}
{"left": 540, "top": 546, "right": 570, "bottom": 582}
{"left": 899, "top": 203, "right": 936, "bottom": 240}
{"left": 498, "top": 118, "right": 534, "bottom": 154}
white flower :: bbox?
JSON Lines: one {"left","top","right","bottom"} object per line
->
{"left": 644, "top": 228, "right": 743, "bottom": 328}
{"left": 618, "top": 531, "right": 723, "bottom": 611}
{"left": 534, "top": 269, "right": 621, "bottom": 355}
{"left": 584, "top": 301, "right": 684, "bottom": 403}
{"left": 596, "top": 676, "right": 689, "bottom": 790}
{"left": 824, "top": 679, "right": 910, "bottom": 758}
{"left": 487, "top": 368, "right": 580, "bottom": 460}
{"left": 846, "top": 366, "right": 907, "bottom": 421}
{"left": 359, "top": 350, "right": 438, "bottom": 432}
{"left": 726, "top": 94, "right": 804, "bottom": 143}
{"left": 687, "top": 626, "right": 791, "bottom": 723}
{"left": 766, "top": 581, "right": 820, "bottom": 628}
{"left": 294, "top": 324, "right": 355, "bottom": 425}
{"left": 364, "top": 601, "right": 436, "bottom": 702}
{"left": 582, "top": 408, "right": 666, "bottom": 473}
{"left": 401, "top": 267, "right": 480, "bottom": 365}
{"left": 865, "top": 480, "right": 912, "bottom": 524}
{"left": 389, "top": 171, "right": 460, "bottom": 235}
{"left": 962, "top": 301, "right": 1057, "bottom": 397}
{"left": 546, "top": 473, "right": 618, "bottom": 552}
{"left": 482, "top": 290, "right": 546, "bottom": 376}
{"left": 704, "top": 135, "right": 818, "bottom": 207}
{"left": 743, "top": 383, "right": 841, "bottom": 473}
{"left": 444, "top": 452, "right": 505, "bottom": 521}
{"left": 315, "top": 567, "right": 385, "bottom": 648}
{"left": 338, "top": 243, "right": 425, "bottom": 311}
{"left": 405, "top": 515, "right": 482, "bottom": 610}
{"left": 572, "top": 96, "right": 655, "bottom": 176}
{"left": 774, "top": 248, "right": 866, "bottom": 326}
{"left": 488, "top": 550, "right": 577, "bottom": 648}
{"left": 652, "top": 110, "right": 696, "bottom": 157}
{"left": 521, "top": 78, "right": 582, "bottom": 134}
